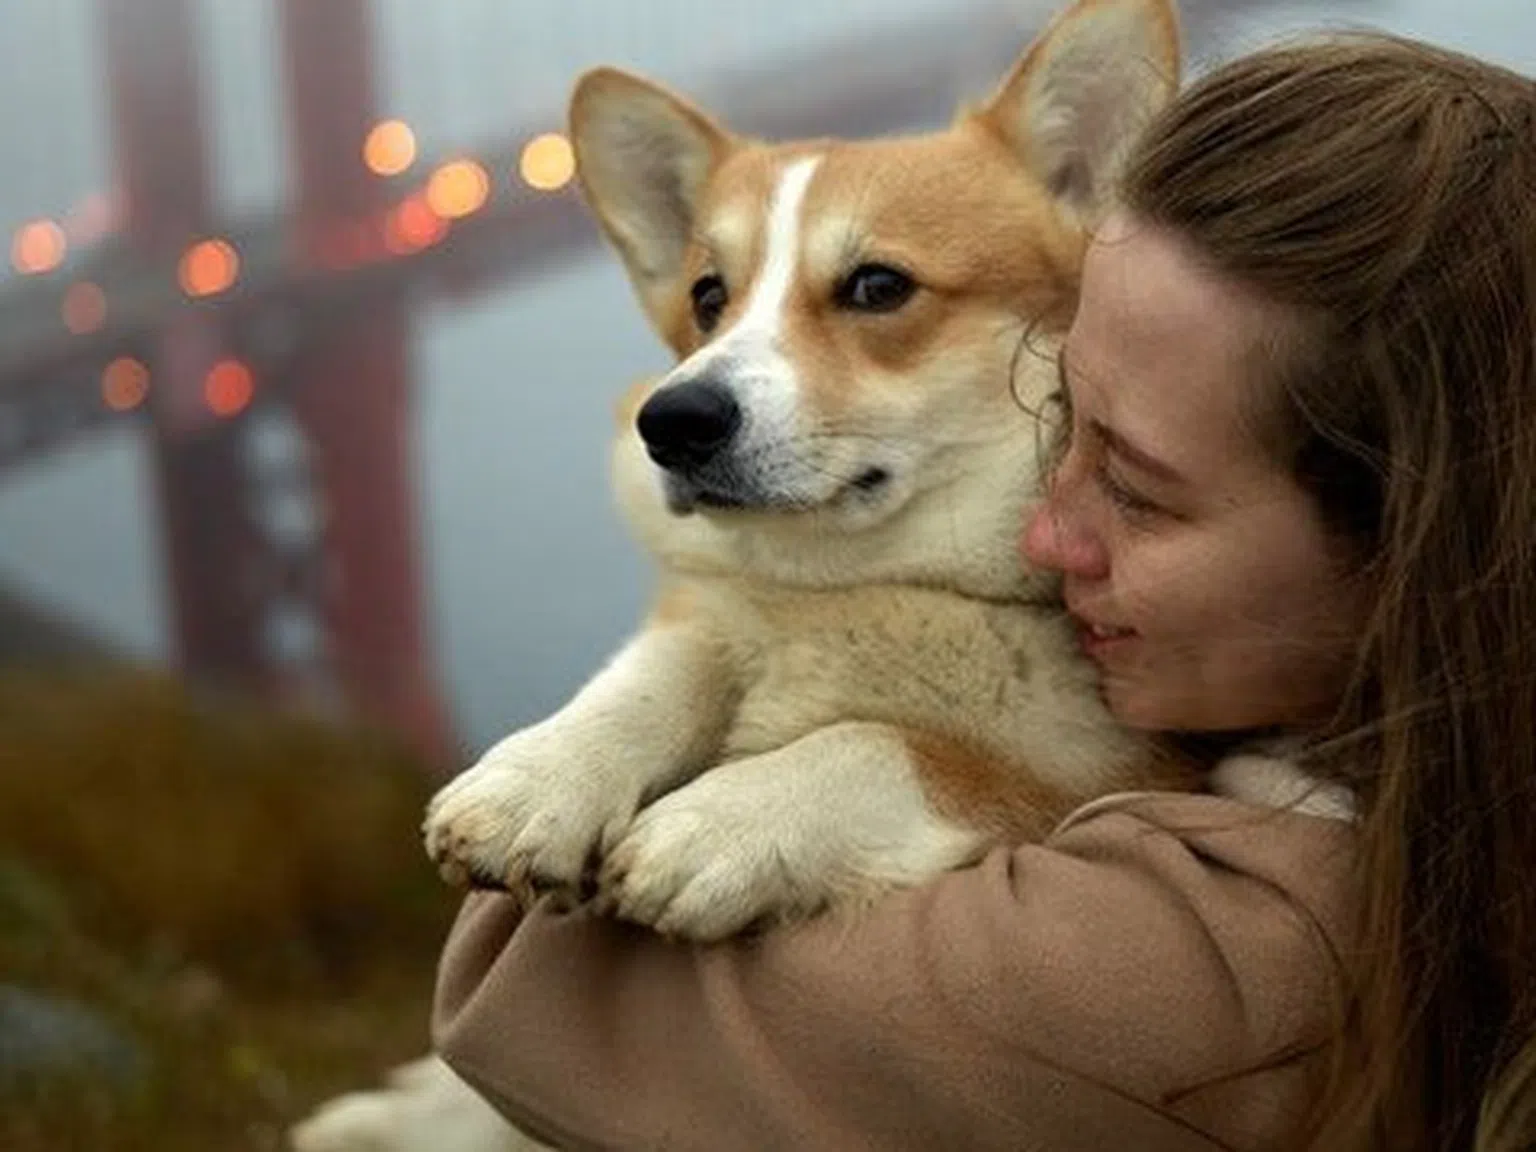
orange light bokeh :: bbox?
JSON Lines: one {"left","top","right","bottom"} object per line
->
{"left": 62, "top": 282, "right": 108, "bottom": 334}
{"left": 364, "top": 119, "right": 417, "bottom": 177}
{"left": 12, "top": 219, "right": 67, "bottom": 275}
{"left": 387, "top": 196, "right": 448, "bottom": 254}
{"left": 205, "top": 359, "right": 255, "bottom": 418}
{"left": 519, "top": 133, "right": 575, "bottom": 192}
{"left": 102, "top": 357, "right": 150, "bottom": 412}
{"left": 179, "top": 238, "right": 241, "bottom": 298}
{"left": 426, "top": 160, "right": 490, "bottom": 220}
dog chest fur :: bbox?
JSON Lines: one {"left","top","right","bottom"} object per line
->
{"left": 669, "top": 575, "right": 1148, "bottom": 800}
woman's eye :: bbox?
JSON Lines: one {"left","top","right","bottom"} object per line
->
{"left": 1096, "top": 464, "right": 1161, "bottom": 520}
{"left": 836, "top": 263, "right": 917, "bottom": 313}
{"left": 691, "top": 274, "right": 728, "bottom": 332}
{"left": 1051, "top": 388, "right": 1163, "bottom": 521}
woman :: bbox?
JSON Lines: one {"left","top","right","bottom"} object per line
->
{"left": 432, "top": 33, "right": 1536, "bottom": 1151}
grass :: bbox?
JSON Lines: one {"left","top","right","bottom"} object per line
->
{"left": 0, "top": 666, "right": 463, "bottom": 1151}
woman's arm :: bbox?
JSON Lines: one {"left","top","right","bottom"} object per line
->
{"left": 433, "top": 793, "right": 1355, "bottom": 1152}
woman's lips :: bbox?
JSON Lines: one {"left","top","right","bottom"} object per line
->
{"left": 1074, "top": 617, "right": 1137, "bottom": 659}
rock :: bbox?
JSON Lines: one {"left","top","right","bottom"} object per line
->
{"left": 0, "top": 985, "right": 148, "bottom": 1091}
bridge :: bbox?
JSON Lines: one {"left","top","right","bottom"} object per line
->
{"left": 0, "top": 0, "right": 1303, "bottom": 766}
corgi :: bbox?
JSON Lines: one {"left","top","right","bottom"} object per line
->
{"left": 294, "top": 0, "right": 1186, "bottom": 1147}
{"left": 421, "top": 0, "right": 1186, "bottom": 941}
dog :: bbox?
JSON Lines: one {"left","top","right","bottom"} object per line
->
{"left": 292, "top": 0, "right": 1186, "bottom": 1147}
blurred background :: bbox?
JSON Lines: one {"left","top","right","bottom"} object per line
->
{"left": 0, "top": 0, "right": 1530, "bottom": 1147}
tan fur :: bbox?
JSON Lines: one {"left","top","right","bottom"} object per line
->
{"left": 643, "top": 579, "right": 697, "bottom": 628}
{"left": 609, "top": 133, "right": 1091, "bottom": 415}
{"left": 909, "top": 728, "right": 1198, "bottom": 841}
{"left": 906, "top": 728, "right": 1080, "bottom": 842}
{"left": 424, "top": 0, "right": 1187, "bottom": 947}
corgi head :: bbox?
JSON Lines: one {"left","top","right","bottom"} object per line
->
{"left": 572, "top": 0, "right": 1180, "bottom": 585}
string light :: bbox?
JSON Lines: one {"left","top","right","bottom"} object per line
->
{"left": 205, "top": 359, "right": 255, "bottom": 417}
{"left": 101, "top": 357, "right": 150, "bottom": 412}
{"left": 519, "top": 133, "right": 575, "bottom": 191}
{"left": 179, "top": 238, "right": 241, "bottom": 298}
{"left": 387, "top": 195, "right": 447, "bottom": 253}
{"left": 364, "top": 119, "right": 417, "bottom": 177}
{"left": 12, "top": 219, "right": 67, "bottom": 275}
{"left": 426, "top": 160, "right": 490, "bottom": 219}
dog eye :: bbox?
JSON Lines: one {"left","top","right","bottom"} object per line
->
{"left": 837, "top": 264, "right": 916, "bottom": 313}
{"left": 690, "top": 274, "right": 728, "bottom": 333}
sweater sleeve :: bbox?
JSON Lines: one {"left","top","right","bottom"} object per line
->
{"left": 431, "top": 793, "right": 1356, "bottom": 1152}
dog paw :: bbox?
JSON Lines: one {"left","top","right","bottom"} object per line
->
{"left": 423, "top": 728, "right": 645, "bottom": 899}
{"left": 596, "top": 794, "right": 780, "bottom": 940}
{"left": 596, "top": 767, "right": 836, "bottom": 941}
{"left": 596, "top": 735, "right": 986, "bottom": 942}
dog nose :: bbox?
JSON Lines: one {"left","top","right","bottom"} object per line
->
{"left": 636, "top": 382, "right": 742, "bottom": 470}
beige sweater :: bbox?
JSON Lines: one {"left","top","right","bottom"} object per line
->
{"left": 432, "top": 792, "right": 1357, "bottom": 1151}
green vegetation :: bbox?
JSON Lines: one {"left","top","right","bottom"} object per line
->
{"left": 0, "top": 669, "right": 461, "bottom": 1151}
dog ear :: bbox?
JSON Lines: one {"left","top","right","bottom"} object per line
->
{"left": 974, "top": 0, "right": 1181, "bottom": 222}
{"left": 570, "top": 67, "right": 733, "bottom": 329}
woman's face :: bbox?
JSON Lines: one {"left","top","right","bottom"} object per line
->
{"left": 1022, "top": 213, "right": 1363, "bottom": 733}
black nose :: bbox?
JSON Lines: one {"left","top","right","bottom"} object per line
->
{"left": 636, "top": 382, "right": 741, "bottom": 471}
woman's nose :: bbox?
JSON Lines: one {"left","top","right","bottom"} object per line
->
{"left": 1022, "top": 497, "right": 1110, "bottom": 580}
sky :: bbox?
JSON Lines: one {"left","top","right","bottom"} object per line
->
{"left": 0, "top": 0, "right": 1531, "bottom": 750}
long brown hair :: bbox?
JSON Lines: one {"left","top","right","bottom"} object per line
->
{"left": 1119, "top": 34, "right": 1536, "bottom": 1151}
